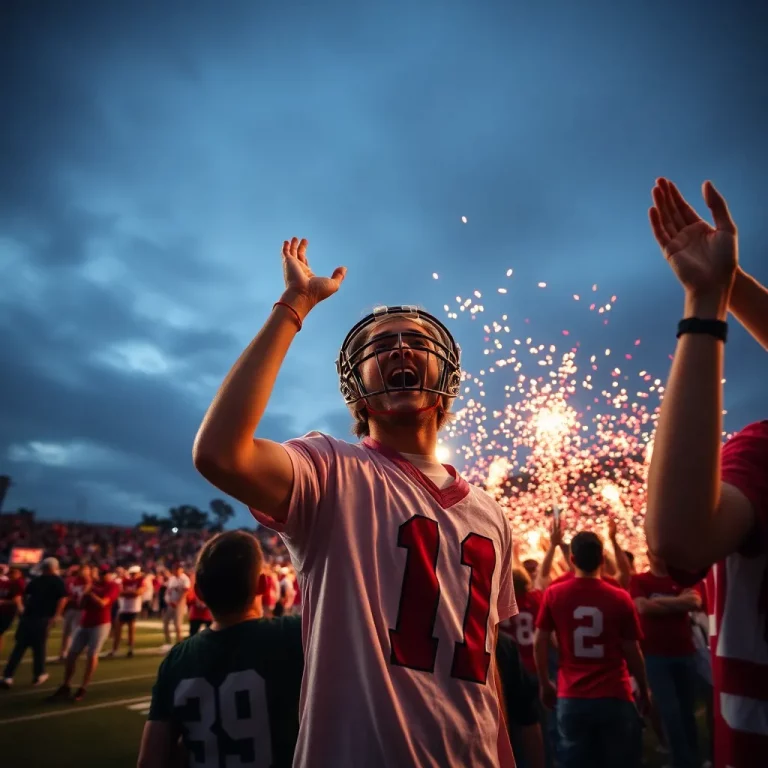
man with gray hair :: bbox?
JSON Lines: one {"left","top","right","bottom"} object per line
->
{"left": 1, "top": 557, "right": 67, "bottom": 688}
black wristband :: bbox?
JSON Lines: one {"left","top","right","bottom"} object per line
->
{"left": 676, "top": 317, "right": 728, "bottom": 342}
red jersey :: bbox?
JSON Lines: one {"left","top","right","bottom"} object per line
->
{"left": 672, "top": 422, "right": 768, "bottom": 768}
{"left": 536, "top": 577, "right": 642, "bottom": 701}
{"left": 187, "top": 590, "right": 213, "bottom": 622}
{"left": 0, "top": 576, "right": 24, "bottom": 616}
{"left": 500, "top": 588, "right": 542, "bottom": 675}
{"left": 552, "top": 570, "right": 624, "bottom": 590}
{"left": 630, "top": 572, "right": 704, "bottom": 657}
{"left": 80, "top": 581, "right": 120, "bottom": 628}
{"left": 65, "top": 576, "right": 88, "bottom": 611}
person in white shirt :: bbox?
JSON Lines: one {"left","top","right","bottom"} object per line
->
{"left": 162, "top": 564, "right": 190, "bottom": 648}
{"left": 109, "top": 565, "right": 145, "bottom": 657}
{"left": 141, "top": 573, "right": 154, "bottom": 618}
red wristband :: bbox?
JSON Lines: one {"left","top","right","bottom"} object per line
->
{"left": 273, "top": 301, "right": 303, "bottom": 331}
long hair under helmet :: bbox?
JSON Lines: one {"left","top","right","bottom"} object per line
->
{"left": 335, "top": 305, "right": 462, "bottom": 415}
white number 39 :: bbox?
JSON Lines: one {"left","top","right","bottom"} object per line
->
{"left": 175, "top": 670, "right": 272, "bottom": 767}
{"left": 573, "top": 606, "right": 604, "bottom": 658}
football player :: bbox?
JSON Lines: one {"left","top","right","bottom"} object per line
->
{"left": 534, "top": 531, "right": 650, "bottom": 768}
{"left": 501, "top": 566, "right": 542, "bottom": 680}
{"left": 194, "top": 238, "right": 517, "bottom": 766}
{"left": 59, "top": 564, "right": 88, "bottom": 661}
{"left": 48, "top": 569, "right": 120, "bottom": 701}
{"left": 162, "top": 564, "right": 191, "bottom": 649}
{"left": 630, "top": 550, "right": 704, "bottom": 768}
{"left": 109, "top": 565, "right": 145, "bottom": 657}
{"left": 645, "top": 177, "right": 768, "bottom": 768}
{"left": 137, "top": 531, "right": 302, "bottom": 768}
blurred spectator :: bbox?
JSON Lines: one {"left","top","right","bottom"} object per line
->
{"left": 1, "top": 557, "right": 67, "bottom": 688}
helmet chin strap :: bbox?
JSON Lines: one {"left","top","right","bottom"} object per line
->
{"left": 364, "top": 393, "right": 442, "bottom": 418}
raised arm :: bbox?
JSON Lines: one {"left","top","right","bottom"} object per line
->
{"left": 608, "top": 518, "right": 631, "bottom": 589}
{"left": 645, "top": 179, "right": 755, "bottom": 571}
{"left": 193, "top": 238, "right": 346, "bottom": 522}
{"left": 534, "top": 517, "right": 563, "bottom": 591}
{"left": 730, "top": 268, "right": 768, "bottom": 351}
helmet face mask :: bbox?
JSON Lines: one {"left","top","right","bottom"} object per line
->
{"left": 336, "top": 305, "right": 461, "bottom": 407}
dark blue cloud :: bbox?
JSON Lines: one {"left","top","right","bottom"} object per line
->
{"left": 1, "top": 0, "right": 766, "bottom": 524}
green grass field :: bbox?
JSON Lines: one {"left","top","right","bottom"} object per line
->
{"left": 0, "top": 620, "right": 166, "bottom": 768}
{"left": 0, "top": 620, "right": 705, "bottom": 768}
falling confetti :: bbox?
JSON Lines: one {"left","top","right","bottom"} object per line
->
{"left": 426, "top": 276, "right": 674, "bottom": 563}
{"left": 424, "top": 260, "right": 734, "bottom": 566}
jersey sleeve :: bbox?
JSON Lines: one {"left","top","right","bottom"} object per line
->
{"left": 535, "top": 589, "right": 554, "bottom": 632}
{"left": 148, "top": 655, "right": 174, "bottom": 721}
{"left": 721, "top": 421, "right": 768, "bottom": 555}
{"left": 496, "top": 521, "right": 518, "bottom": 623}
{"left": 249, "top": 432, "right": 336, "bottom": 569}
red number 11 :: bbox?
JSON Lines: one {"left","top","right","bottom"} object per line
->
{"left": 388, "top": 515, "right": 496, "bottom": 684}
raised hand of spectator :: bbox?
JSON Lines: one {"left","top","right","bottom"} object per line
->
{"left": 549, "top": 515, "right": 563, "bottom": 548}
{"left": 649, "top": 178, "right": 738, "bottom": 317}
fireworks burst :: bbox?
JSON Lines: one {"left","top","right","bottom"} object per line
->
{"left": 433, "top": 270, "right": 664, "bottom": 560}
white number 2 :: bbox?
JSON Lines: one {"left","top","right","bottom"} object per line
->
{"left": 573, "top": 606, "right": 604, "bottom": 658}
{"left": 174, "top": 670, "right": 272, "bottom": 767}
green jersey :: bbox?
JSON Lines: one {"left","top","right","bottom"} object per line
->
{"left": 149, "top": 616, "right": 303, "bottom": 768}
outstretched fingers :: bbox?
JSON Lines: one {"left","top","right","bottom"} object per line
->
{"left": 703, "top": 181, "right": 737, "bottom": 234}
{"left": 658, "top": 179, "right": 687, "bottom": 231}
{"left": 282, "top": 237, "right": 309, "bottom": 263}
{"left": 296, "top": 238, "right": 309, "bottom": 264}
{"left": 652, "top": 182, "right": 679, "bottom": 239}
{"left": 648, "top": 206, "right": 671, "bottom": 250}
{"left": 664, "top": 179, "right": 700, "bottom": 227}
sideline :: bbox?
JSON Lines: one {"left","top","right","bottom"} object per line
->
{"left": 0, "top": 696, "right": 151, "bottom": 725}
{"left": 3, "top": 672, "right": 157, "bottom": 698}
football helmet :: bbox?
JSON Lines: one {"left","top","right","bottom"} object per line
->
{"left": 336, "top": 305, "right": 461, "bottom": 405}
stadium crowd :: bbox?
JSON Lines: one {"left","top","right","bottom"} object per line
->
{"left": 0, "top": 506, "right": 715, "bottom": 768}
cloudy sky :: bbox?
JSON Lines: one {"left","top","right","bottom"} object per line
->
{"left": 2, "top": 1, "right": 767, "bottom": 527}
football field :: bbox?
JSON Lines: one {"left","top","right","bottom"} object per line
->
{"left": 0, "top": 620, "right": 166, "bottom": 768}
{"left": 0, "top": 620, "right": 699, "bottom": 768}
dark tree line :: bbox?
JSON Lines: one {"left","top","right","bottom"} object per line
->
{"left": 139, "top": 499, "right": 235, "bottom": 532}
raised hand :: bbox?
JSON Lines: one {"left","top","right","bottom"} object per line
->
{"left": 649, "top": 179, "right": 738, "bottom": 313}
{"left": 607, "top": 517, "right": 618, "bottom": 541}
{"left": 549, "top": 515, "right": 563, "bottom": 548}
{"left": 282, "top": 237, "right": 346, "bottom": 311}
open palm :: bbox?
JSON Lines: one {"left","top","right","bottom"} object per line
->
{"left": 648, "top": 178, "right": 738, "bottom": 296}
{"left": 282, "top": 237, "right": 346, "bottom": 306}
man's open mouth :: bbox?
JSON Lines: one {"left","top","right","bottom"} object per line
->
{"left": 387, "top": 367, "right": 421, "bottom": 389}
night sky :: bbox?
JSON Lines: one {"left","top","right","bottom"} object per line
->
{"left": 2, "top": 1, "right": 767, "bottom": 527}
